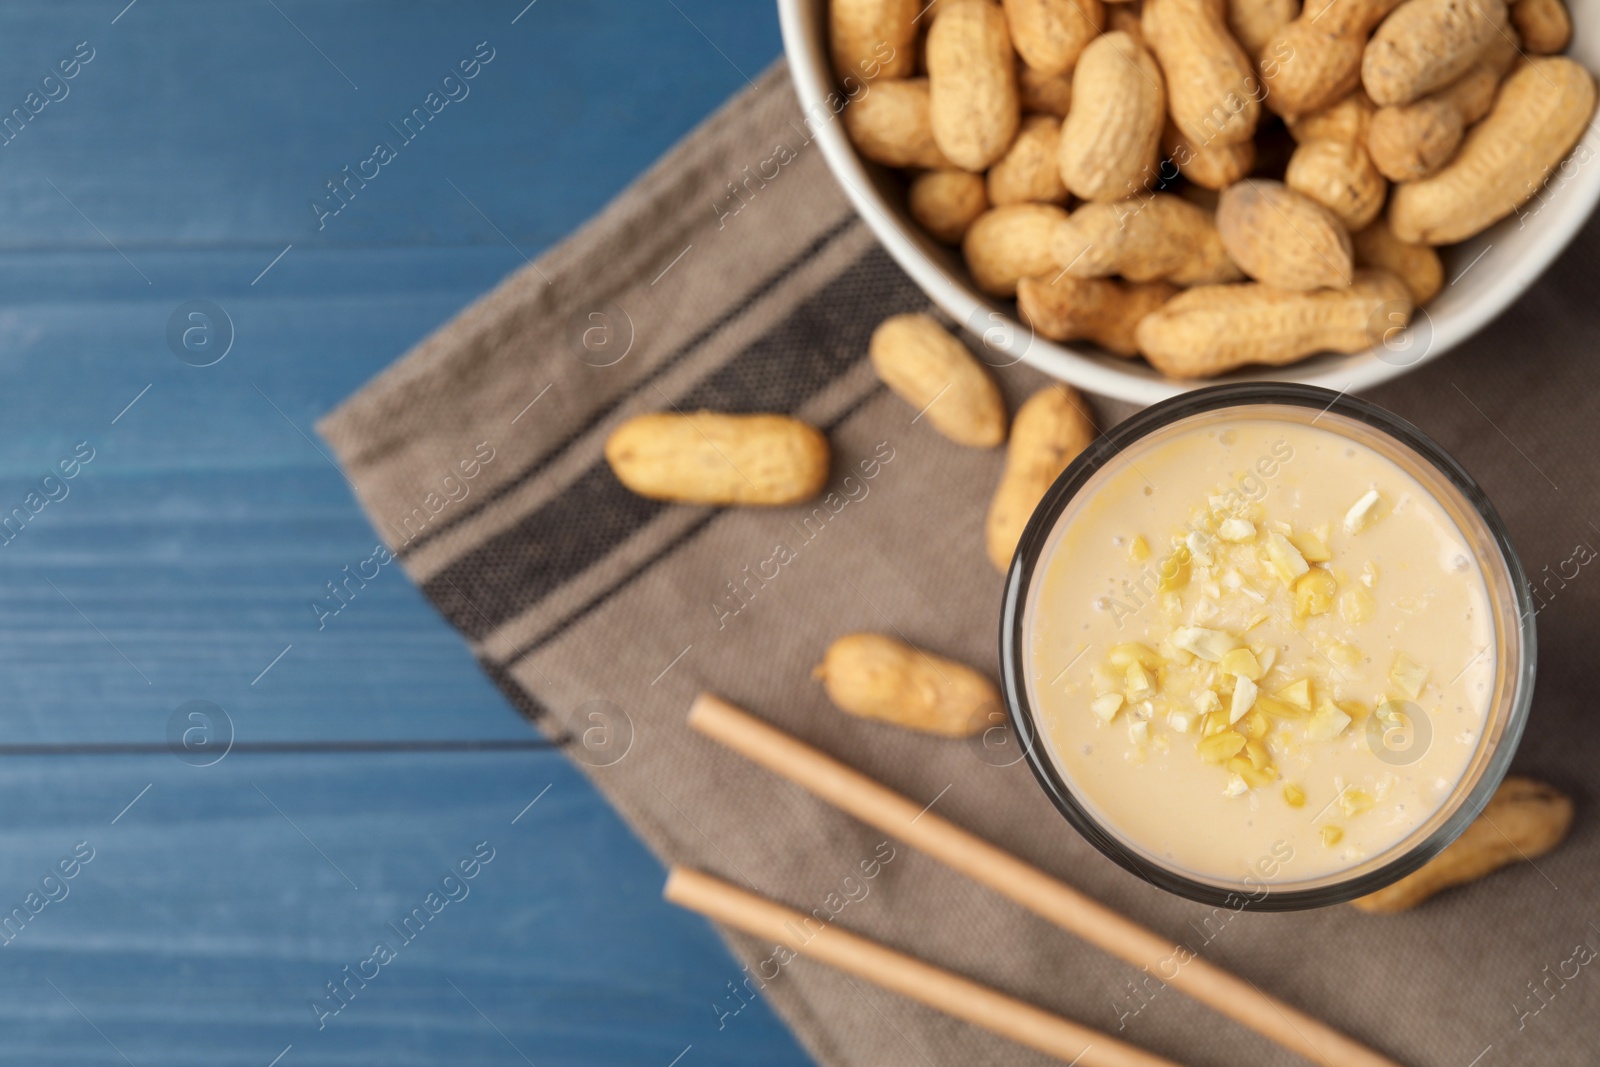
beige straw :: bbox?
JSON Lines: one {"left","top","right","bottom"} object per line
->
{"left": 665, "top": 866, "right": 1186, "bottom": 1067}
{"left": 688, "top": 692, "right": 1404, "bottom": 1067}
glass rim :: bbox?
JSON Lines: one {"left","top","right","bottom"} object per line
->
{"left": 998, "top": 382, "right": 1537, "bottom": 911}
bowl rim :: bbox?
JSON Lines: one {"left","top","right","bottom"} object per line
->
{"left": 997, "top": 382, "right": 1537, "bottom": 910}
{"left": 776, "top": 0, "right": 1600, "bottom": 404}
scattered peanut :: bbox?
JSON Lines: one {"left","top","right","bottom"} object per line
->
{"left": 1512, "top": 0, "right": 1572, "bottom": 53}
{"left": 909, "top": 169, "right": 990, "bottom": 243}
{"left": 1142, "top": 0, "right": 1262, "bottom": 145}
{"left": 1052, "top": 193, "right": 1243, "bottom": 284}
{"left": 1261, "top": 0, "right": 1406, "bottom": 119}
{"left": 1004, "top": 0, "right": 1106, "bottom": 76}
{"left": 1361, "top": 0, "right": 1509, "bottom": 107}
{"left": 1350, "top": 777, "right": 1574, "bottom": 912}
{"left": 1217, "top": 179, "right": 1355, "bottom": 289}
{"left": 605, "top": 413, "right": 831, "bottom": 506}
{"left": 986, "top": 114, "right": 1070, "bottom": 204}
{"left": 964, "top": 203, "right": 1072, "bottom": 295}
{"left": 1285, "top": 139, "right": 1387, "bottom": 229}
{"left": 1365, "top": 39, "right": 1515, "bottom": 181}
{"left": 1352, "top": 218, "right": 1444, "bottom": 303}
{"left": 986, "top": 385, "right": 1096, "bottom": 570}
{"left": 928, "top": 0, "right": 1023, "bottom": 170}
{"left": 1135, "top": 269, "right": 1412, "bottom": 376}
{"left": 830, "top": 0, "right": 921, "bottom": 82}
{"left": 869, "top": 314, "right": 1008, "bottom": 447}
{"left": 1059, "top": 31, "right": 1167, "bottom": 200}
{"left": 1285, "top": 88, "right": 1377, "bottom": 143}
{"left": 814, "top": 633, "right": 1000, "bottom": 737}
{"left": 1389, "top": 56, "right": 1597, "bottom": 244}
{"left": 1018, "top": 273, "right": 1178, "bottom": 354}
{"left": 844, "top": 78, "right": 952, "bottom": 169}
{"left": 1283, "top": 92, "right": 1387, "bottom": 230}
{"left": 1164, "top": 121, "right": 1257, "bottom": 188}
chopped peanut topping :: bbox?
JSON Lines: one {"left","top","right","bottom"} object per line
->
{"left": 1338, "top": 587, "right": 1376, "bottom": 624}
{"left": 1274, "top": 678, "right": 1312, "bottom": 710}
{"left": 1110, "top": 643, "right": 1163, "bottom": 669}
{"left": 1220, "top": 648, "right": 1262, "bottom": 680}
{"left": 1329, "top": 642, "right": 1361, "bottom": 667}
{"left": 1217, "top": 518, "right": 1256, "bottom": 542}
{"left": 1293, "top": 570, "right": 1337, "bottom": 618}
{"left": 1091, "top": 693, "right": 1124, "bottom": 723}
{"left": 1337, "top": 788, "right": 1375, "bottom": 818}
{"left": 1344, "top": 489, "right": 1382, "bottom": 533}
{"left": 1264, "top": 533, "right": 1310, "bottom": 584}
{"left": 1184, "top": 531, "right": 1214, "bottom": 565}
{"left": 1172, "top": 626, "right": 1237, "bottom": 662}
{"left": 1389, "top": 653, "right": 1429, "bottom": 700}
{"left": 1257, "top": 694, "right": 1306, "bottom": 720}
{"left": 1227, "top": 756, "right": 1276, "bottom": 787}
{"left": 1158, "top": 549, "right": 1190, "bottom": 592}
{"left": 1079, "top": 477, "right": 1433, "bottom": 811}
{"left": 1288, "top": 528, "right": 1332, "bottom": 562}
{"left": 1305, "top": 701, "right": 1352, "bottom": 742}
{"left": 1125, "top": 663, "right": 1153, "bottom": 698}
{"left": 1229, "top": 676, "right": 1258, "bottom": 724}
{"left": 1199, "top": 731, "right": 1247, "bottom": 763}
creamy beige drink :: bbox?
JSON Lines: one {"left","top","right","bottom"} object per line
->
{"left": 1027, "top": 412, "right": 1500, "bottom": 887}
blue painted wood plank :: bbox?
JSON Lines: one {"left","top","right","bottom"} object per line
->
{"left": 0, "top": 249, "right": 534, "bottom": 743}
{"left": 0, "top": 751, "right": 808, "bottom": 1066}
{"left": 0, "top": 0, "right": 778, "bottom": 250}
{"left": 0, "top": 0, "right": 805, "bottom": 1063}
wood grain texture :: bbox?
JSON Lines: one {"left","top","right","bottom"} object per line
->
{"left": 0, "top": 1, "right": 802, "bottom": 1064}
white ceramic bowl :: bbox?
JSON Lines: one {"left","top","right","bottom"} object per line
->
{"left": 777, "top": 0, "right": 1600, "bottom": 404}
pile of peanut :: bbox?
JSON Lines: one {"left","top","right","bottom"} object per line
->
{"left": 836, "top": 0, "right": 1596, "bottom": 378}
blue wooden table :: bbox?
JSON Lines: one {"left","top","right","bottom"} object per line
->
{"left": 0, "top": 2, "right": 809, "bottom": 1063}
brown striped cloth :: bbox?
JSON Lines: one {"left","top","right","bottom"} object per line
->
{"left": 320, "top": 61, "right": 1600, "bottom": 1067}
